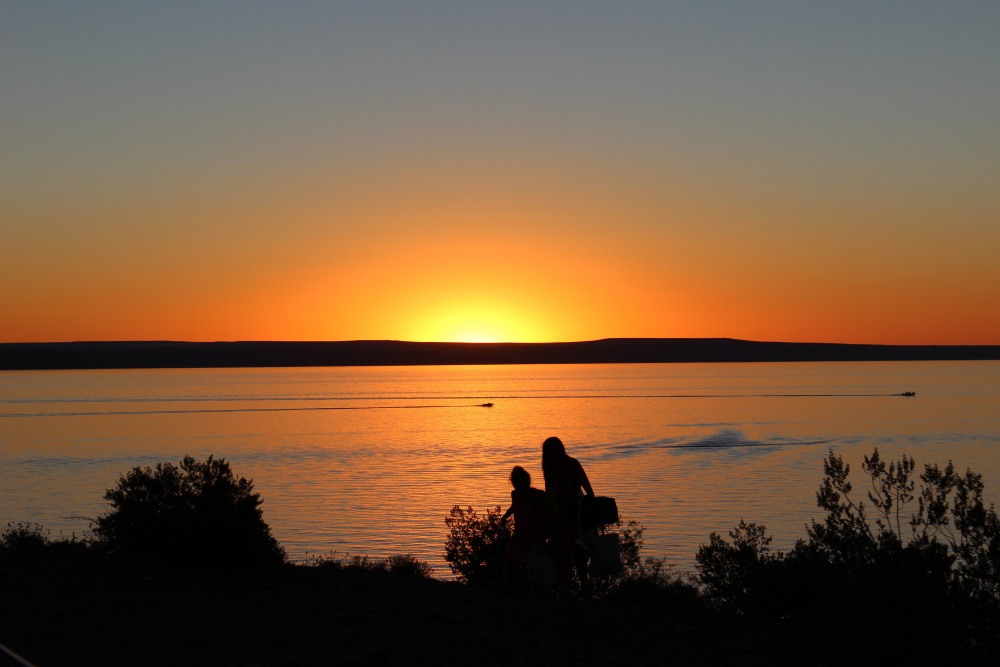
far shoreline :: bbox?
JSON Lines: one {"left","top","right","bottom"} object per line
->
{"left": 3, "top": 338, "right": 1000, "bottom": 371}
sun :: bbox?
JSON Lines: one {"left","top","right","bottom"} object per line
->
{"left": 447, "top": 328, "right": 502, "bottom": 343}
{"left": 409, "top": 301, "right": 544, "bottom": 343}
{"left": 437, "top": 319, "right": 512, "bottom": 343}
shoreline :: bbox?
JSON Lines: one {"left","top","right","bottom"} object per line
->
{"left": 4, "top": 338, "right": 1000, "bottom": 371}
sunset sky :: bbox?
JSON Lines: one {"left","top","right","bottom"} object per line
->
{"left": 3, "top": 1, "right": 998, "bottom": 345}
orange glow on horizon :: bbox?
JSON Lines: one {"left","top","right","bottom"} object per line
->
{"left": 3, "top": 159, "right": 999, "bottom": 346}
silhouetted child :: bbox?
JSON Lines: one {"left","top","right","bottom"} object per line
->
{"left": 500, "top": 466, "right": 546, "bottom": 576}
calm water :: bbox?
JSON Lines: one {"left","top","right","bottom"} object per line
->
{"left": 2, "top": 361, "right": 999, "bottom": 576}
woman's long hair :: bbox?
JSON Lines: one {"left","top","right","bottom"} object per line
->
{"left": 541, "top": 436, "right": 566, "bottom": 489}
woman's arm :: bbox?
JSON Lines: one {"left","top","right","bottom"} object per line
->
{"left": 575, "top": 459, "right": 595, "bottom": 497}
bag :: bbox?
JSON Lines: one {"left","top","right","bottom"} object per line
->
{"left": 589, "top": 533, "right": 622, "bottom": 577}
{"left": 580, "top": 496, "right": 619, "bottom": 530}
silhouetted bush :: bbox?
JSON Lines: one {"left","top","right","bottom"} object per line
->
{"left": 1, "top": 522, "right": 49, "bottom": 554}
{"left": 696, "top": 448, "right": 1000, "bottom": 655}
{"left": 1, "top": 522, "right": 50, "bottom": 571}
{"left": 92, "top": 455, "right": 286, "bottom": 572}
{"left": 443, "top": 505, "right": 507, "bottom": 584}
{"left": 306, "top": 552, "right": 433, "bottom": 578}
{"left": 589, "top": 518, "right": 702, "bottom": 606}
{"left": 1, "top": 521, "right": 96, "bottom": 572}
{"left": 385, "top": 553, "right": 434, "bottom": 577}
{"left": 588, "top": 518, "right": 643, "bottom": 587}
{"left": 695, "top": 519, "right": 780, "bottom": 612}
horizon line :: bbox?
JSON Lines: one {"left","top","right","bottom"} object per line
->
{"left": 5, "top": 336, "right": 1000, "bottom": 347}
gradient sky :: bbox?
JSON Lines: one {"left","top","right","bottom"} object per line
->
{"left": 3, "top": 1, "right": 999, "bottom": 344}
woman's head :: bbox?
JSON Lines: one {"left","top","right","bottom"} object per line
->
{"left": 509, "top": 465, "right": 531, "bottom": 490}
{"left": 542, "top": 436, "right": 565, "bottom": 459}
{"left": 542, "top": 436, "right": 566, "bottom": 477}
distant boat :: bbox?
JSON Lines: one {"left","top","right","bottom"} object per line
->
{"left": 900, "top": 391, "right": 916, "bottom": 397}
{"left": 481, "top": 403, "right": 494, "bottom": 407}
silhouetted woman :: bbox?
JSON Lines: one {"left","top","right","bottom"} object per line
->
{"left": 541, "top": 436, "right": 594, "bottom": 591}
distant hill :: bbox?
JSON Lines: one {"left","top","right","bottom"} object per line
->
{"left": 2, "top": 338, "right": 999, "bottom": 370}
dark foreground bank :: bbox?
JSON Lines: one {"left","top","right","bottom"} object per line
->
{"left": 4, "top": 338, "right": 1000, "bottom": 370}
{"left": 0, "top": 561, "right": 949, "bottom": 667}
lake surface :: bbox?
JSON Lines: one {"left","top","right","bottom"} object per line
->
{"left": 2, "top": 361, "right": 999, "bottom": 576}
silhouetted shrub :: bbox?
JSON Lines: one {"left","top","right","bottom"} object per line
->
{"left": 443, "top": 505, "right": 507, "bottom": 584}
{"left": 93, "top": 455, "right": 286, "bottom": 572}
{"left": 305, "top": 552, "right": 433, "bottom": 578}
{"left": 800, "top": 448, "right": 999, "bottom": 606}
{"left": 1, "top": 522, "right": 50, "bottom": 571}
{"left": 590, "top": 519, "right": 671, "bottom": 595}
{"left": 1, "top": 522, "right": 49, "bottom": 554}
{"left": 1, "top": 521, "right": 96, "bottom": 572}
{"left": 385, "top": 553, "right": 434, "bottom": 577}
{"left": 696, "top": 448, "right": 1000, "bottom": 655}
{"left": 695, "top": 519, "right": 781, "bottom": 612}
{"left": 592, "top": 520, "right": 700, "bottom": 607}
{"left": 600, "top": 556, "right": 703, "bottom": 610}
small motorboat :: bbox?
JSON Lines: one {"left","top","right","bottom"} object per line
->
{"left": 481, "top": 402, "right": 494, "bottom": 407}
{"left": 900, "top": 391, "right": 916, "bottom": 397}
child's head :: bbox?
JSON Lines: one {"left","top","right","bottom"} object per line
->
{"left": 509, "top": 465, "right": 531, "bottom": 490}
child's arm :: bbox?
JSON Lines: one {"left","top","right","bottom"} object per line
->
{"left": 501, "top": 490, "right": 515, "bottom": 523}
{"left": 500, "top": 488, "right": 517, "bottom": 524}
